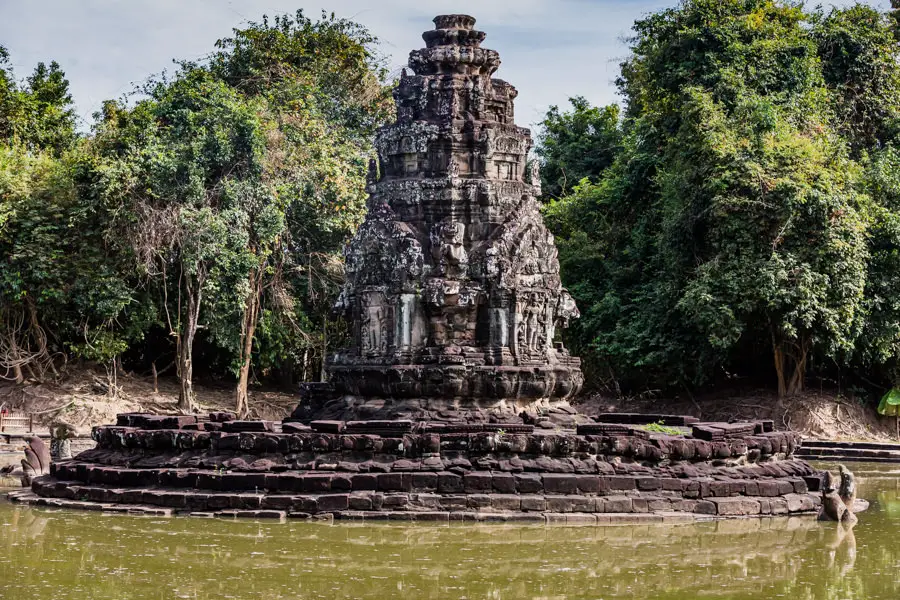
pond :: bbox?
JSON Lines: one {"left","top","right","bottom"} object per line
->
{"left": 1, "top": 462, "right": 899, "bottom": 599}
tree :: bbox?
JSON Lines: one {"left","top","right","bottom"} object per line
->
{"left": 0, "top": 52, "right": 136, "bottom": 388}
{"left": 536, "top": 97, "right": 622, "bottom": 199}
{"left": 673, "top": 90, "right": 867, "bottom": 397}
{"left": 204, "top": 11, "right": 391, "bottom": 414}
{"left": 95, "top": 71, "right": 268, "bottom": 411}
{"left": 92, "top": 11, "right": 391, "bottom": 414}
{"left": 0, "top": 47, "right": 76, "bottom": 154}
{"left": 813, "top": 5, "right": 900, "bottom": 154}
{"left": 550, "top": 0, "right": 871, "bottom": 397}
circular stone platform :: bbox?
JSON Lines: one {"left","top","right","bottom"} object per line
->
{"left": 15, "top": 412, "right": 826, "bottom": 522}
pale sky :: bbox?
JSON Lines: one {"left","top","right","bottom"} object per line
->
{"left": 0, "top": 0, "right": 890, "bottom": 130}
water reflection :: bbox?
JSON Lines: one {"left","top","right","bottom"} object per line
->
{"left": 1, "top": 465, "right": 899, "bottom": 599}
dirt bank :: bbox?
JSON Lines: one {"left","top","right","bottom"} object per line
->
{"left": 1, "top": 368, "right": 896, "bottom": 441}
{"left": 577, "top": 387, "right": 899, "bottom": 442}
{"left": 0, "top": 367, "right": 297, "bottom": 435}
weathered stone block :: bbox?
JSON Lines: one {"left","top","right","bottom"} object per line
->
{"left": 603, "top": 476, "right": 636, "bottom": 491}
{"left": 223, "top": 473, "right": 267, "bottom": 491}
{"left": 520, "top": 495, "right": 546, "bottom": 512}
{"left": 660, "top": 478, "right": 682, "bottom": 491}
{"left": 293, "top": 496, "right": 318, "bottom": 513}
{"left": 769, "top": 497, "right": 788, "bottom": 515}
{"left": 515, "top": 473, "right": 543, "bottom": 494}
{"left": 491, "top": 473, "right": 516, "bottom": 494}
{"left": 351, "top": 473, "right": 378, "bottom": 491}
{"left": 491, "top": 494, "right": 521, "bottom": 511}
{"left": 600, "top": 496, "right": 632, "bottom": 513}
{"left": 439, "top": 495, "right": 468, "bottom": 510}
{"left": 230, "top": 493, "right": 263, "bottom": 510}
{"left": 784, "top": 493, "right": 815, "bottom": 513}
{"left": 545, "top": 495, "right": 576, "bottom": 513}
{"left": 636, "top": 477, "right": 662, "bottom": 492}
{"left": 303, "top": 474, "right": 332, "bottom": 493}
{"left": 411, "top": 472, "right": 438, "bottom": 491}
{"left": 331, "top": 474, "right": 353, "bottom": 491}
{"left": 412, "top": 493, "right": 441, "bottom": 509}
{"left": 467, "top": 494, "right": 492, "bottom": 509}
{"left": 712, "top": 498, "right": 761, "bottom": 516}
{"left": 377, "top": 473, "right": 406, "bottom": 492}
{"left": 438, "top": 472, "right": 464, "bottom": 493}
{"left": 318, "top": 494, "right": 350, "bottom": 512}
{"left": 463, "top": 472, "right": 492, "bottom": 493}
{"left": 542, "top": 474, "right": 577, "bottom": 494}
{"left": 349, "top": 492, "right": 374, "bottom": 510}
{"left": 758, "top": 480, "right": 779, "bottom": 497}
{"left": 708, "top": 480, "right": 731, "bottom": 497}
{"left": 261, "top": 495, "right": 295, "bottom": 510}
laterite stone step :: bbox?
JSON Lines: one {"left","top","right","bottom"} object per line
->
{"left": 26, "top": 476, "right": 821, "bottom": 519}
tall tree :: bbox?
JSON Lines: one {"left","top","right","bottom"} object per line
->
{"left": 93, "top": 11, "right": 391, "bottom": 413}
{"left": 552, "top": 0, "right": 869, "bottom": 396}
{"left": 0, "top": 47, "right": 76, "bottom": 154}
{"left": 205, "top": 11, "right": 391, "bottom": 414}
{"left": 814, "top": 5, "right": 900, "bottom": 154}
{"left": 536, "top": 97, "right": 622, "bottom": 199}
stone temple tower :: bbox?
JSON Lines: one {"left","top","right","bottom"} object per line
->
{"left": 301, "top": 14, "right": 583, "bottom": 422}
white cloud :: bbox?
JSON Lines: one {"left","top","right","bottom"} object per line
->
{"left": 0, "top": 0, "right": 891, "bottom": 130}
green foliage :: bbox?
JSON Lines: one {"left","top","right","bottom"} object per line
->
{"left": 536, "top": 97, "right": 622, "bottom": 199}
{"left": 541, "top": 0, "right": 900, "bottom": 397}
{"left": 813, "top": 5, "right": 900, "bottom": 153}
{"left": 0, "top": 46, "right": 76, "bottom": 154}
{"left": 641, "top": 421, "right": 683, "bottom": 435}
{"left": 0, "top": 12, "right": 389, "bottom": 403}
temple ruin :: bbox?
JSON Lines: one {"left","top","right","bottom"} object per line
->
{"left": 16, "top": 15, "right": 830, "bottom": 523}
{"left": 298, "top": 14, "right": 582, "bottom": 423}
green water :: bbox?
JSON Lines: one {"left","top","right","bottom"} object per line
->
{"left": 1, "top": 463, "right": 899, "bottom": 599}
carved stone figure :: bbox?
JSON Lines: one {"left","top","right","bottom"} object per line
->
{"left": 50, "top": 421, "right": 77, "bottom": 460}
{"left": 20, "top": 436, "right": 49, "bottom": 486}
{"left": 366, "top": 158, "right": 378, "bottom": 193}
{"left": 529, "top": 160, "right": 542, "bottom": 197}
{"left": 838, "top": 464, "right": 857, "bottom": 508}
{"left": 432, "top": 221, "right": 468, "bottom": 276}
{"left": 317, "top": 14, "right": 583, "bottom": 416}
{"left": 820, "top": 467, "right": 859, "bottom": 524}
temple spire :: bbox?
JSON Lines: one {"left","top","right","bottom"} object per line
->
{"left": 320, "top": 14, "right": 582, "bottom": 421}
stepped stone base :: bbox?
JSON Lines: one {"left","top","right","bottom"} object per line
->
{"left": 795, "top": 439, "right": 900, "bottom": 463}
{"left": 20, "top": 412, "right": 826, "bottom": 522}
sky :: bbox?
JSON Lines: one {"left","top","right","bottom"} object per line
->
{"left": 0, "top": 0, "right": 892, "bottom": 131}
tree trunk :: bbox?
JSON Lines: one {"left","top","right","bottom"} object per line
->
{"left": 9, "top": 335, "right": 24, "bottom": 384}
{"left": 107, "top": 358, "right": 118, "bottom": 398}
{"left": 772, "top": 332, "right": 809, "bottom": 398}
{"left": 301, "top": 347, "right": 309, "bottom": 383}
{"left": 235, "top": 268, "right": 262, "bottom": 418}
{"left": 178, "top": 272, "right": 203, "bottom": 412}
{"left": 179, "top": 325, "right": 195, "bottom": 411}
{"left": 320, "top": 314, "right": 327, "bottom": 382}
{"left": 772, "top": 339, "right": 787, "bottom": 398}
